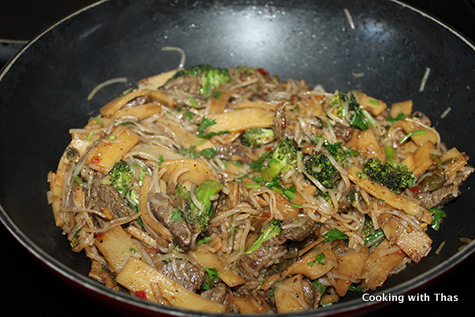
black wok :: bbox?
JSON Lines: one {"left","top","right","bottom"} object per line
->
{"left": 0, "top": 0, "right": 474, "bottom": 316}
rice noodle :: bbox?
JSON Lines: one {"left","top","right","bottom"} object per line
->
{"left": 87, "top": 77, "right": 128, "bottom": 101}
{"left": 343, "top": 8, "right": 356, "bottom": 30}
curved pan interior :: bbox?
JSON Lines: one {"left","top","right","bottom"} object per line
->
{"left": 0, "top": 0, "right": 474, "bottom": 315}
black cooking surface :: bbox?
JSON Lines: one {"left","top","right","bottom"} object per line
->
{"left": 0, "top": 1, "right": 473, "bottom": 316}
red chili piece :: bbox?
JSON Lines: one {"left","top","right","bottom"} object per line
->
{"left": 257, "top": 68, "right": 268, "bottom": 76}
{"left": 135, "top": 290, "right": 147, "bottom": 299}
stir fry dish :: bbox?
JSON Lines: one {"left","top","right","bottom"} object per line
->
{"left": 48, "top": 65, "right": 473, "bottom": 313}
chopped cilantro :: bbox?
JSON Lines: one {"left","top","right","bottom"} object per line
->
{"left": 157, "top": 155, "right": 164, "bottom": 168}
{"left": 428, "top": 207, "right": 446, "bottom": 231}
{"left": 197, "top": 117, "right": 229, "bottom": 139}
{"left": 184, "top": 111, "right": 194, "bottom": 120}
{"left": 312, "top": 279, "right": 326, "bottom": 299}
{"left": 387, "top": 112, "right": 405, "bottom": 124}
{"left": 349, "top": 284, "right": 367, "bottom": 292}
{"left": 316, "top": 253, "right": 326, "bottom": 265}
{"left": 201, "top": 147, "right": 217, "bottom": 159}
{"left": 322, "top": 228, "right": 349, "bottom": 244}
{"left": 189, "top": 96, "right": 199, "bottom": 108}
{"left": 250, "top": 150, "right": 271, "bottom": 172}
{"left": 117, "top": 121, "right": 137, "bottom": 126}
{"left": 308, "top": 252, "right": 326, "bottom": 267}
{"left": 171, "top": 209, "right": 182, "bottom": 223}
{"left": 201, "top": 268, "right": 219, "bottom": 290}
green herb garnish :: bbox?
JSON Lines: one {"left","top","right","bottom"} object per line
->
{"left": 322, "top": 228, "right": 349, "bottom": 244}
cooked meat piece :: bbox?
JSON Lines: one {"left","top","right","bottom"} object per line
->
{"left": 156, "top": 257, "right": 205, "bottom": 292}
{"left": 162, "top": 76, "right": 202, "bottom": 95}
{"left": 280, "top": 215, "right": 317, "bottom": 242}
{"left": 418, "top": 170, "right": 472, "bottom": 209}
{"left": 238, "top": 237, "right": 286, "bottom": 279}
{"left": 201, "top": 282, "right": 228, "bottom": 303}
{"left": 200, "top": 282, "right": 235, "bottom": 312}
{"left": 418, "top": 184, "right": 458, "bottom": 209}
{"left": 339, "top": 195, "right": 353, "bottom": 212}
{"left": 89, "top": 184, "right": 134, "bottom": 218}
{"left": 149, "top": 193, "right": 196, "bottom": 249}
{"left": 274, "top": 104, "right": 287, "bottom": 141}
{"left": 333, "top": 123, "right": 353, "bottom": 142}
{"left": 215, "top": 144, "right": 252, "bottom": 162}
{"left": 302, "top": 278, "right": 316, "bottom": 307}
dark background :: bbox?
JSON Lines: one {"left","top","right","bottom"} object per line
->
{"left": 0, "top": 0, "right": 474, "bottom": 316}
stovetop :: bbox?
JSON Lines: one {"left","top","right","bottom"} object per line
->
{"left": 1, "top": 1, "right": 474, "bottom": 316}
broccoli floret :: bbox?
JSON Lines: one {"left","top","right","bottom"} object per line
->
{"left": 65, "top": 147, "right": 80, "bottom": 162}
{"left": 305, "top": 153, "right": 340, "bottom": 188}
{"left": 322, "top": 141, "right": 358, "bottom": 168}
{"left": 240, "top": 128, "right": 275, "bottom": 148}
{"left": 170, "top": 64, "right": 230, "bottom": 97}
{"left": 315, "top": 137, "right": 359, "bottom": 168}
{"left": 245, "top": 219, "right": 282, "bottom": 254}
{"left": 261, "top": 138, "right": 299, "bottom": 181}
{"left": 328, "top": 90, "right": 349, "bottom": 117}
{"left": 329, "top": 91, "right": 369, "bottom": 131}
{"left": 108, "top": 161, "right": 134, "bottom": 195}
{"left": 174, "top": 180, "right": 224, "bottom": 232}
{"left": 323, "top": 142, "right": 347, "bottom": 164}
{"left": 363, "top": 158, "right": 415, "bottom": 191}
{"left": 316, "top": 190, "right": 333, "bottom": 205}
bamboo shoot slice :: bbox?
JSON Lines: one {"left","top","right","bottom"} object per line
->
{"left": 94, "top": 226, "right": 143, "bottom": 273}
{"left": 189, "top": 247, "right": 245, "bottom": 287}
{"left": 206, "top": 108, "right": 274, "bottom": 133}
{"left": 116, "top": 257, "right": 226, "bottom": 313}
{"left": 138, "top": 69, "right": 178, "bottom": 90}
{"left": 100, "top": 89, "right": 171, "bottom": 117}
{"left": 390, "top": 100, "right": 413, "bottom": 118}
{"left": 283, "top": 248, "right": 337, "bottom": 280}
{"left": 86, "top": 126, "right": 141, "bottom": 174}
{"left": 355, "top": 92, "right": 387, "bottom": 116}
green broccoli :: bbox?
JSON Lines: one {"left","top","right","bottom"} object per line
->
{"left": 170, "top": 64, "right": 230, "bottom": 97}
{"left": 323, "top": 142, "right": 347, "bottom": 165}
{"left": 107, "top": 161, "right": 141, "bottom": 218}
{"left": 304, "top": 153, "right": 340, "bottom": 188}
{"left": 245, "top": 218, "right": 282, "bottom": 254}
{"left": 363, "top": 157, "right": 415, "bottom": 191}
{"left": 108, "top": 161, "right": 134, "bottom": 196}
{"left": 320, "top": 139, "right": 358, "bottom": 168}
{"left": 328, "top": 90, "right": 349, "bottom": 117}
{"left": 240, "top": 128, "right": 275, "bottom": 148}
{"left": 316, "top": 190, "right": 333, "bottom": 205}
{"left": 329, "top": 91, "right": 369, "bottom": 131}
{"left": 261, "top": 138, "right": 299, "bottom": 181}
{"left": 174, "top": 180, "right": 224, "bottom": 232}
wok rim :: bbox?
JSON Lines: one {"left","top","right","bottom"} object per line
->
{"left": 0, "top": 0, "right": 474, "bottom": 315}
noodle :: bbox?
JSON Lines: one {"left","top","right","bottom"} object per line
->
{"left": 48, "top": 64, "right": 472, "bottom": 314}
